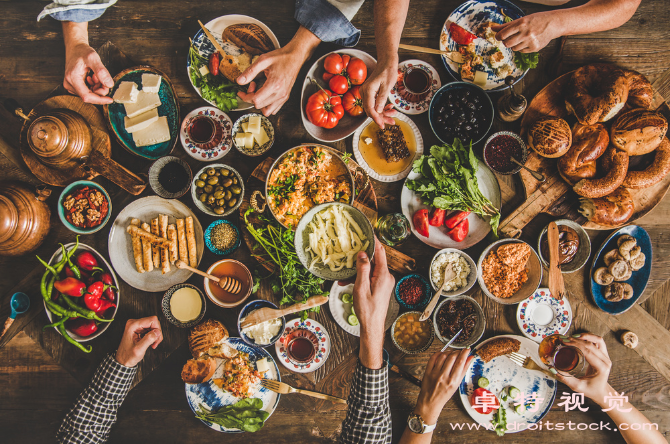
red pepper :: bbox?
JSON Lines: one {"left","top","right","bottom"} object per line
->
{"left": 412, "top": 209, "right": 430, "bottom": 238}
{"left": 64, "top": 266, "right": 76, "bottom": 278}
{"left": 104, "top": 287, "right": 116, "bottom": 302}
{"left": 54, "top": 277, "right": 86, "bottom": 297}
{"left": 87, "top": 281, "right": 105, "bottom": 298}
{"left": 428, "top": 208, "right": 447, "bottom": 227}
{"left": 66, "top": 318, "right": 98, "bottom": 337}
{"left": 99, "top": 272, "right": 114, "bottom": 287}
{"left": 74, "top": 251, "right": 99, "bottom": 272}
{"left": 209, "top": 52, "right": 220, "bottom": 76}
{"left": 447, "top": 218, "right": 469, "bottom": 242}
{"left": 445, "top": 211, "right": 471, "bottom": 229}
{"left": 449, "top": 23, "right": 477, "bottom": 45}
{"left": 84, "top": 293, "right": 102, "bottom": 312}
{"left": 95, "top": 299, "right": 116, "bottom": 318}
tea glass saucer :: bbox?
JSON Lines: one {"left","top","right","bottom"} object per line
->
{"left": 517, "top": 288, "right": 572, "bottom": 343}
{"left": 275, "top": 318, "right": 330, "bottom": 373}
{"left": 389, "top": 60, "right": 441, "bottom": 115}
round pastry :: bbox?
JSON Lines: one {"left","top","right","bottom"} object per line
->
{"left": 593, "top": 267, "right": 614, "bottom": 285}
{"left": 181, "top": 357, "right": 217, "bottom": 384}
{"left": 628, "top": 245, "right": 641, "bottom": 260}
{"left": 558, "top": 123, "right": 609, "bottom": 184}
{"left": 565, "top": 65, "right": 629, "bottom": 125}
{"left": 573, "top": 147, "right": 629, "bottom": 198}
{"left": 625, "top": 71, "right": 654, "bottom": 109}
{"left": 618, "top": 238, "right": 637, "bottom": 260}
{"left": 608, "top": 259, "right": 630, "bottom": 281}
{"left": 527, "top": 116, "right": 572, "bottom": 158}
{"left": 621, "top": 283, "right": 634, "bottom": 300}
{"left": 610, "top": 108, "right": 668, "bottom": 156}
{"left": 604, "top": 283, "right": 624, "bottom": 302}
{"left": 620, "top": 330, "right": 638, "bottom": 349}
{"left": 622, "top": 137, "right": 670, "bottom": 189}
{"left": 603, "top": 249, "right": 624, "bottom": 267}
{"left": 630, "top": 252, "right": 646, "bottom": 271}
{"left": 579, "top": 187, "right": 635, "bottom": 227}
{"left": 617, "top": 234, "right": 635, "bottom": 247}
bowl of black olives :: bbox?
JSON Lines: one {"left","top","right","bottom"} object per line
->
{"left": 191, "top": 164, "right": 245, "bottom": 217}
{"left": 428, "top": 82, "right": 494, "bottom": 145}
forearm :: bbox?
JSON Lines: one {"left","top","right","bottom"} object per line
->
{"left": 359, "top": 324, "right": 384, "bottom": 369}
{"left": 552, "top": 0, "right": 641, "bottom": 37}
{"left": 285, "top": 26, "right": 321, "bottom": 64}
{"left": 398, "top": 395, "right": 440, "bottom": 443}
{"left": 63, "top": 21, "right": 89, "bottom": 49}
{"left": 372, "top": 0, "right": 410, "bottom": 66}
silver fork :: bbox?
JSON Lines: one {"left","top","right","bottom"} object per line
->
{"left": 260, "top": 379, "right": 347, "bottom": 404}
{"left": 507, "top": 352, "right": 555, "bottom": 379}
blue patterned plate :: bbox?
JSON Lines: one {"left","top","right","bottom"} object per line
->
{"left": 516, "top": 288, "right": 572, "bottom": 343}
{"left": 590, "top": 225, "right": 652, "bottom": 315}
{"left": 439, "top": 0, "right": 527, "bottom": 91}
{"left": 459, "top": 335, "right": 557, "bottom": 434}
{"left": 185, "top": 337, "right": 281, "bottom": 433}
{"left": 275, "top": 318, "right": 331, "bottom": 373}
{"left": 103, "top": 66, "right": 179, "bottom": 159}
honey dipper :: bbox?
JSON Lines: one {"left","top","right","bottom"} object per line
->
{"left": 175, "top": 260, "right": 241, "bottom": 294}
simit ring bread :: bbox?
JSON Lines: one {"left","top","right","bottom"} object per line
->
{"left": 527, "top": 116, "right": 572, "bottom": 158}
{"left": 565, "top": 65, "right": 629, "bottom": 125}
{"left": 610, "top": 108, "right": 668, "bottom": 156}
{"left": 573, "top": 147, "right": 628, "bottom": 198}
{"left": 622, "top": 137, "right": 670, "bottom": 189}
{"left": 579, "top": 186, "right": 635, "bottom": 227}
{"left": 558, "top": 123, "right": 609, "bottom": 184}
{"left": 625, "top": 71, "right": 654, "bottom": 109}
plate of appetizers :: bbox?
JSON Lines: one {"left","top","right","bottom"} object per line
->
{"left": 107, "top": 196, "right": 203, "bottom": 292}
{"left": 439, "top": 0, "right": 527, "bottom": 91}
{"left": 329, "top": 283, "right": 399, "bottom": 337}
{"left": 183, "top": 321, "right": 281, "bottom": 433}
{"left": 188, "top": 15, "right": 280, "bottom": 112}
{"left": 590, "top": 225, "right": 652, "bottom": 315}
{"left": 459, "top": 335, "right": 557, "bottom": 435}
{"left": 103, "top": 66, "right": 179, "bottom": 159}
{"left": 352, "top": 113, "right": 424, "bottom": 182}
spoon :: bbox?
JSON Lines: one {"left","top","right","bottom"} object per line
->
{"left": 439, "top": 313, "right": 478, "bottom": 351}
{"left": 547, "top": 222, "right": 566, "bottom": 300}
{"left": 0, "top": 292, "right": 30, "bottom": 341}
{"left": 511, "top": 156, "right": 546, "bottom": 182}
{"left": 420, "top": 264, "right": 456, "bottom": 321}
{"left": 175, "top": 260, "right": 242, "bottom": 294}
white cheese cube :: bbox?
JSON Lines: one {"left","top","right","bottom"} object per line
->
{"left": 256, "top": 357, "right": 269, "bottom": 373}
{"left": 141, "top": 73, "right": 162, "bottom": 93}
{"left": 132, "top": 116, "right": 170, "bottom": 147}
{"left": 124, "top": 108, "right": 159, "bottom": 133}
{"left": 124, "top": 91, "right": 161, "bottom": 118}
{"left": 473, "top": 70, "right": 488, "bottom": 87}
{"left": 253, "top": 127, "right": 270, "bottom": 146}
{"left": 247, "top": 115, "right": 261, "bottom": 134}
{"left": 234, "top": 133, "right": 247, "bottom": 147}
{"left": 241, "top": 122, "right": 249, "bottom": 132}
{"left": 113, "top": 81, "right": 139, "bottom": 104}
{"left": 199, "top": 65, "right": 210, "bottom": 76}
{"left": 242, "top": 132, "right": 255, "bottom": 149}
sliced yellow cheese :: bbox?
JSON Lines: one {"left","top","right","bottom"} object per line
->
{"left": 241, "top": 122, "right": 249, "bottom": 132}
{"left": 234, "top": 132, "right": 248, "bottom": 148}
{"left": 124, "top": 91, "right": 161, "bottom": 118}
{"left": 242, "top": 132, "right": 255, "bottom": 149}
{"left": 247, "top": 115, "right": 261, "bottom": 134}
{"left": 132, "top": 116, "right": 170, "bottom": 147}
{"left": 253, "top": 127, "right": 269, "bottom": 146}
{"left": 124, "top": 108, "right": 159, "bottom": 133}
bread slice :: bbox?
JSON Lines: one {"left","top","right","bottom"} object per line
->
{"left": 208, "top": 342, "right": 239, "bottom": 359}
{"left": 189, "top": 319, "right": 229, "bottom": 358}
{"left": 219, "top": 52, "right": 253, "bottom": 82}
{"left": 477, "top": 338, "right": 521, "bottom": 363}
{"left": 223, "top": 24, "right": 273, "bottom": 56}
{"left": 181, "top": 357, "right": 217, "bottom": 384}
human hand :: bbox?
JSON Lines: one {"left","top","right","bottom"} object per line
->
{"left": 353, "top": 238, "right": 395, "bottom": 334}
{"left": 490, "top": 12, "right": 559, "bottom": 53}
{"left": 553, "top": 333, "right": 612, "bottom": 406}
{"left": 64, "top": 43, "right": 114, "bottom": 105}
{"left": 115, "top": 316, "right": 163, "bottom": 368}
{"left": 414, "top": 349, "right": 473, "bottom": 424}
{"left": 359, "top": 57, "right": 398, "bottom": 129}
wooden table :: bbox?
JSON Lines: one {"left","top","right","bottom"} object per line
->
{"left": 1, "top": 0, "right": 669, "bottom": 442}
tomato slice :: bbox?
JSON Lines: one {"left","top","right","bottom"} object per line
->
{"left": 412, "top": 209, "right": 430, "bottom": 238}
{"left": 449, "top": 23, "right": 477, "bottom": 45}
{"left": 470, "top": 387, "right": 499, "bottom": 415}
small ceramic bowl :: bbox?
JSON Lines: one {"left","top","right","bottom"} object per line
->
{"left": 432, "top": 295, "right": 485, "bottom": 349}
{"left": 537, "top": 219, "right": 591, "bottom": 273}
{"left": 148, "top": 156, "right": 192, "bottom": 198}
{"left": 395, "top": 274, "right": 432, "bottom": 310}
{"left": 204, "top": 259, "right": 253, "bottom": 308}
{"left": 391, "top": 311, "right": 435, "bottom": 355}
{"left": 57, "top": 180, "right": 112, "bottom": 235}
{"left": 429, "top": 248, "right": 477, "bottom": 297}
{"left": 477, "top": 239, "right": 543, "bottom": 305}
{"left": 161, "top": 283, "right": 206, "bottom": 328}
{"left": 191, "top": 163, "right": 245, "bottom": 217}
{"left": 231, "top": 113, "right": 274, "bottom": 156}
{"left": 204, "top": 219, "right": 241, "bottom": 255}
{"left": 482, "top": 131, "right": 528, "bottom": 175}
{"left": 237, "top": 299, "right": 286, "bottom": 348}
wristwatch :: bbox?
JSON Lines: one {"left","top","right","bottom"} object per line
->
{"left": 407, "top": 413, "right": 436, "bottom": 434}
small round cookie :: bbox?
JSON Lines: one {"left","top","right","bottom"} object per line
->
{"left": 630, "top": 252, "right": 646, "bottom": 271}
{"left": 593, "top": 267, "right": 614, "bottom": 286}
{"left": 618, "top": 238, "right": 638, "bottom": 261}
{"left": 604, "top": 249, "right": 624, "bottom": 267}
{"left": 621, "top": 283, "right": 634, "bottom": 300}
{"left": 617, "top": 234, "right": 636, "bottom": 247}
{"left": 604, "top": 283, "right": 625, "bottom": 302}
{"left": 608, "top": 259, "right": 631, "bottom": 281}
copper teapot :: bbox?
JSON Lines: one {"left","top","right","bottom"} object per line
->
{"left": 27, "top": 108, "right": 92, "bottom": 170}
{"left": 0, "top": 181, "right": 51, "bottom": 256}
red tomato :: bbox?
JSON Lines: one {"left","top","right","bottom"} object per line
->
{"left": 449, "top": 23, "right": 476, "bottom": 45}
{"left": 341, "top": 54, "right": 351, "bottom": 69}
{"left": 322, "top": 72, "right": 335, "bottom": 82}
{"left": 329, "top": 74, "right": 350, "bottom": 95}
{"left": 428, "top": 208, "right": 447, "bottom": 227}
{"left": 469, "top": 388, "right": 499, "bottom": 415}
{"left": 346, "top": 57, "right": 367, "bottom": 85}
{"left": 447, "top": 218, "right": 469, "bottom": 242}
{"left": 342, "top": 86, "right": 364, "bottom": 117}
{"left": 324, "top": 53, "right": 344, "bottom": 75}
{"left": 208, "top": 52, "right": 220, "bottom": 76}
{"left": 305, "top": 90, "right": 344, "bottom": 129}
{"left": 412, "top": 209, "right": 430, "bottom": 238}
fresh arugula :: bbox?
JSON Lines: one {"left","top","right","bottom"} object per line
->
{"left": 195, "top": 399, "right": 269, "bottom": 432}
{"left": 491, "top": 405, "right": 507, "bottom": 436}
{"left": 405, "top": 138, "right": 500, "bottom": 234}
{"left": 188, "top": 43, "right": 239, "bottom": 112}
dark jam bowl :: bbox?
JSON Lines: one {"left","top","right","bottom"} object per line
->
{"left": 483, "top": 131, "right": 528, "bottom": 175}
{"left": 149, "top": 156, "right": 193, "bottom": 198}
{"left": 394, "top": 274, "right": 432, "bottom": 311}
{"left": 429, "top": 82, "right": 494, "bottom": 146}
{"left": 432, "top": 295, "right": 485, "bottom": 349}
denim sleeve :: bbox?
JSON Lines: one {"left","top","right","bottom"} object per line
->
{"left": 295, "top": 0, "right": 362, "bottom": 47}
{"left": 37, "top": 0, "right": 116, "bottom": 22}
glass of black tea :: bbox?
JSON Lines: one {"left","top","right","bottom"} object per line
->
{"left": 538, "top": 334, "right": 589, "bottom": 378}
{"left": 188, "top": 116, "right": 216, "bottom": 144}
{"left": 284, "top": 328, "right": 317, "bottom": 364}
{"left": 401, "top": 66, "right": 431, "bottom": 102}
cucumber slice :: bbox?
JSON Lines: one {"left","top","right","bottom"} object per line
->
{"left": 515, "top": 404, "right": 526, "bottom": 414}
{"left": 348, "top": 314, "right": 359, "bottom": 326}
{"left": 477, "top": 377, "right": 489, "bottom": 388}
{"left": 508, "top": 386, "right": 521, "bottom": 399}
{"left": 342, "top": 293, "right": 353, "bottom": 304}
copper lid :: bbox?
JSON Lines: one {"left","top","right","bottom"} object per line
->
{"left": 28, "top": 115, "right": 69, "bottom": 158}
{"left": 0, "top": 194, "right": 18, "bottom": 245}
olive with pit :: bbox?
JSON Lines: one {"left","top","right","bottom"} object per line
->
{"left": 195, "top": 179, "right": 206, "bottom": 188}
{"left": 213, "top": 190, "right": 224, "bottom": 199}
{"left": 220, "top": 168, "right": 230, "bottom": 177}
{"left": 216, "top": 198, "right": 225, "bottom": 207}
{"left": 195, "top": 187, "right": 204, "bottom": 195}
{"left": 199, "top": 173, "right": 208, "bottom": 181}
{"left": 206, "top": 195, "right": 216, "bottom": 205}
{"left": 203, "top": 185, "right": 213, "bottom": 194}
{"left": 223, "top": 190, "right": 232, "bottom": 200}
{"left": 206, "top": 168, "right": 216, "bottom": 176}
{"left": 230, "top": 185, "right": 242, "bottom": 195}
{"left": 207, "top": 176, "right": 219, "bottom": 186}
{"left": 222, "top": 178, "right": 233, "bottom": 187}
{"left": 199, "top": 193, "right": 208, "bottom": 203}
{"left": 227, "top": 198, "right": 238, "bottom": 207}
{"left": 214, "top": 206, "right": 225, "bottom": 215}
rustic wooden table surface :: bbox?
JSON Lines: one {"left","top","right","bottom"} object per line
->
{"left": 1, "top": 0, "right": 669, "bottom": 443}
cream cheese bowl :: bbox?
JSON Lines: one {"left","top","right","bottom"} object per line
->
{"left": 237, "top": 299, "right": 286, "bottom": 347}
{"left": 161, "top": 283, "right": 206, "bottom": 328}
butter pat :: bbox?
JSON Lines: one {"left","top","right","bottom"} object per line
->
{"left": 113, "top": 81, "right": 139, "bottom": 104}
{"left": 256, "top": 357, "right": 270, "bottom": 373}
{"left": 132, "top": 116, "right": 170, "bottom": 147}
{"left": 141, "top": 73, "right": 162, "bottom": 93}
{"left": 124, "top": 91, "right": 161, "bottom": 118}
{"left": 247, "top": 115, "right": 261, "bottom": 134}
{"left": 124, "top": 108, "right": 159, "bottom": 133}
{"left": 253, "top": 127, "right": 269, "bottom": 146}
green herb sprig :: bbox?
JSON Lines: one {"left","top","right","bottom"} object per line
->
{"left": 188, "top": 43, "right": 240, "bottom": 112}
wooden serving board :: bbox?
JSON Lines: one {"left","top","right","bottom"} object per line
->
{"left": 500, "top": 68, "right": 670, "bottom": 237}
{"left": 239, "top": 155, "right": 417, "bottom": 275}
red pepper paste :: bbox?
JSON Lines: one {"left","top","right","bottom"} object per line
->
{"left": 399, "top": 277, "right": 425, "bottom": 305}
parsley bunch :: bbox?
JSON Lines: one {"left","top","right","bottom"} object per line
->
{"left": 188, "top": 43, "right": 239, "bottom": 112}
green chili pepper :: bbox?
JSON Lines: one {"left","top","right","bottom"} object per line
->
{"left": 40, "top": 269, "right": 50, "bottom": 301}
{"left": 61, "top": 244, "right": 81, "bottom": 279}
{"left": 57, "top": 323, "right": 92, "bottom": 353}
{"left": 45, "top": 300, "right": 69, "bottom": 317}
{"left": 43, "top": 315, "right": 70, "bottom": 331}
{"left": 60, "top": 294, "right": 113, "bottom": 323}
{"left": 36, "top": 255, "right": 59, "bottom": 277}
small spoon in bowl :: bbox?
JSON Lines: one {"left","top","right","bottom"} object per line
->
{"left": 420, "top": 264, "right": 456, "bottom": 322}
{"left": 175, "top": 260, "right": 241, "bottom": 294}
{"left": 511, "top": 156, "right": 546, "bottom": 182}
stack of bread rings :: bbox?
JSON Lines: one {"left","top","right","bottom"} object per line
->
{"left": 526, "top": 64, "right": 669, "bottom": 227}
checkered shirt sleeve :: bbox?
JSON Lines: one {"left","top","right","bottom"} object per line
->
{"left": 339, "top": 360, "right": 392, "bottom": 444}
{"left": 57, "top": 353, "right": 137, "bottom": 444}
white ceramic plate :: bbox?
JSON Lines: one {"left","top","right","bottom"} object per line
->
{"left": 107, "top": 196, "right": 204, "bottom": 292}
{"left": 185, "top": 337, "right": 280, "bottom": 433}
{"left": 459, "top": 335, "right": 557, "bottom": 434}
{"left": 328, "top": 283, "right": 400, "bottom": 337}
{"left": 300, "top": 49, "right": 376, "bottom": 142}
{"left": 389, "top": 59, "right": 442, "bottom": 115}
{"left": 275, "top": 318, "right": 331, "bottom": 374}
{"left": 351, "top": 113, "right": 424, "bottom": 183}
{"left": 188, "top": 15, "right": 281, "bottom": 111}
{"left": 517, "top": 288, "right": 572, "bottom": 343}
{"left": 401, "top": 159, "right": 501, "bottom": 249}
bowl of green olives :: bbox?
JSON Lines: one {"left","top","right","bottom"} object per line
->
{"left": 191, "top": 164, "right": 245, "bottom": 217}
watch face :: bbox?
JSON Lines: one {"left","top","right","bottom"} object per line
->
{"left": 408, "top": 415, "right": 423, "bottom": 433}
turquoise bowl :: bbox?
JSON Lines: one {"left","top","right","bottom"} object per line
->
{"left": 57, "top": 180, "right": 112, "bottom": 235}
{"left": 104, "top": 66, "right": 180, "bottom": 159}
{"left": 204, "top": 220, "right": 241, "bottom": 256}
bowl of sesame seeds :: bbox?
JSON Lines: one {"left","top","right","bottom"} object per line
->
{"left": 204, "top": 220, "right": 240, "bottom": 255}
